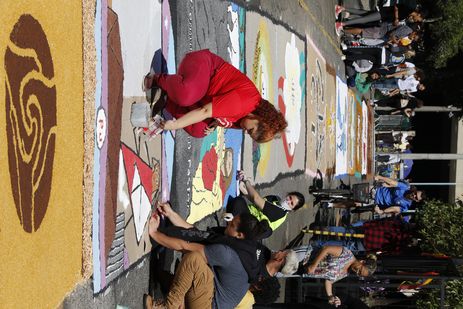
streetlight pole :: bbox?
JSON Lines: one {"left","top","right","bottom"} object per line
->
{"left": 375, "top": 106, "right": 462, "bottom": 113}
{"left": 409, "top": 183, "right": 463, "bottom": 186}
{"left": 376, "top": 153, "right": 463, "bottom": 160}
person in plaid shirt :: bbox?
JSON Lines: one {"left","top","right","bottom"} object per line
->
{"left": 311, "top": 217, "right": 416, "bottom": 254}
{"left": 363, "top": 217, "right": 415, "bottom": 253}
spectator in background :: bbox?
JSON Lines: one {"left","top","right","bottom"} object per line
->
{"left": 335, "top": 3, "right": 426, "bottom": 29}
{"left": 281, "top": 245, "right": 377, "bottom": 307}
{"left": 309, "top": 217, "right": 417, "bottom": 255}
{"left": 373, "top": 175, "right": 425, "bottom": 215}
{"left": 372, "top": 70, "right": 426, "bottom": 96}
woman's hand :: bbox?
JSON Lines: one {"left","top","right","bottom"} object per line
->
{"left": 237, "top": 170, "right": 253, "bottom": 183}
{"left": 157, "top": 202, "right": 174, "bottom": 218}
{"left": 162, "top": 103, "right": 212, "bottom": 132}
{"left": 204, "top": 120, "right": 218, "bottom": 135}
{"left": 237, "top": 170, "right": 246, "bottom": 181}
{"left": 160, "top": 120, "right": 177, "bottom": 131}
{"left": 404, "top": 108, "right": 414, "bottom": 117}
{"left": 238, "top": 181, "right": 249, "bottom": 195}
{"left": 328, "top": 295, "right": 341, "bottom": 307}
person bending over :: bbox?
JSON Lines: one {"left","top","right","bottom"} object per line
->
{"left": 157, "top": 201, "right": 271, "bottom": 282}
{"left": 282, "top": 245, "right": 377, "bottom": 307}
{"left": 143, "top": 49, "right": 287, "bottom": 143}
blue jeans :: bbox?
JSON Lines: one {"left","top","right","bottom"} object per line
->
{"left": 373, "top": 78, "right": 399, "bottom": 91}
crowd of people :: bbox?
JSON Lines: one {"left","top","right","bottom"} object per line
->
{"left": 336, "top": 1, "right": 428, "bottom": 216}
{"left": 135, "top": 4, "right": 430, "bottom": 307}
{"left": 337, "top": 2, "right": 428, "bottom": 120}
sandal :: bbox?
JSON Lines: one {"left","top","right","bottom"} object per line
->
{"left": 142, "top": 72, "right": 155, "bottom": 92}
{"left": 147, "top": 87, "right": 163, "bottom": 105}
{"left": 150, "top": 94, "right": 167, "bottom": 117}
{"left": 335, "top": 5, "right": 344, "bottom": 19}
{"left": 142, "top": 73, "right": 163, "bottom": 104}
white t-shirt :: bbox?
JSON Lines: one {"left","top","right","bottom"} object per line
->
{"left": 398, "top": 76, "right": 419, "bottom": 93}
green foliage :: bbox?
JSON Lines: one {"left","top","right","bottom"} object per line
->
{"left": 417, "top": 280, "right": 463, "bottom": 309}
{"left": 415, "top": 200, "right": 463, "bottom": 308}
{"left": 428, "top": 0, "right": 463, "bottom": 68}
{"left": 416, "top": 199, "right": 463, "bottom": 257}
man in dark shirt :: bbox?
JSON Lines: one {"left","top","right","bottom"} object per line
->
{"left": 156, "top": 201, "right": 271, "bottom": 282}
{"left": 148, "top": 212, "right": 290, "bottom": 309}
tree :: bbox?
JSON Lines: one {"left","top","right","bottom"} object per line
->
{"left": 427, "top": 0, "right": 463, "bottom": 68}
{"left": 415, "top": 200, "right": 463, "bottom": 309}
{"left": 417, "top": 280, "right": 463, "bottom": 309}
{"left": 416, "top": 199, "right": 463, "bottom": 257}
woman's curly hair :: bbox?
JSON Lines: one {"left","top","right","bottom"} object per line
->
{"left": 250, "top": 99, "right": 287, "bottom": 143}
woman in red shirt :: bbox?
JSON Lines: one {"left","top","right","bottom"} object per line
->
{"left": 143, "top": 49, "right": 287, "bottom": 143}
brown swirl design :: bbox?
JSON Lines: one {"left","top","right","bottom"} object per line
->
{"left": 4, "top": 14, "right": 57, "bottom": 233}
